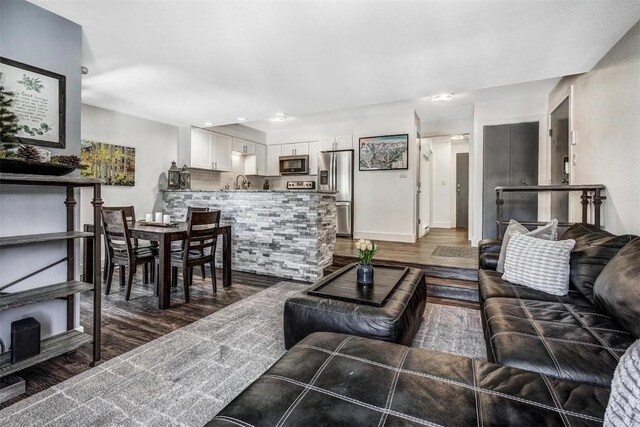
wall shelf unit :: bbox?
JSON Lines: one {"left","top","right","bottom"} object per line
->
{"left": 0, "top": 173, "right": 103, "bottom": 386}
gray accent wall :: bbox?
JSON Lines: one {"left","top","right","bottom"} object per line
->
{"left": 0, "top": 0, "right": 82, "bottom": 344}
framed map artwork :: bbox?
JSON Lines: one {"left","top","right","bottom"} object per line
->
{"left": 359, "top": 134, "right": 408, "bottom": 171}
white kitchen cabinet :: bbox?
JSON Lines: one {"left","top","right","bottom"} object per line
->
{"left": 266, "top": 144, "right": 281, "bottom": 176}
{"left": 320, "top": 135, "right": 353, "bottom": 151}
{"left": 281, "top": 142, "right": 309, "bottom": 156}
{"left": 190, "top": 128, "right": 212, "bottom": 169}
{"left": 212, "top": 132, "right": 232, "bottom": 171}
{"left": 246, "top": 143, "right": 267, "bottom": 176}
{"left": 308, "top": 140, "right": 320, "bottom": 175}
{"left": 335, "top": 134, "right": 353, "bottom": 150}
{"left": 233, "top": 137, "right": 256, "bottom": 155}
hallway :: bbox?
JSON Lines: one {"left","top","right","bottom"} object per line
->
{"left": 334, "top": 228, "right": 477, "bottom": 270}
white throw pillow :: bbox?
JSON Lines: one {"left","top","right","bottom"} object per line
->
{"left": 502, "top": 233, "right": 575, "bottom": 296}
{"left": 605, "top": 339, "right": 640, "bottom": 427}
{"left": 496, "top": 219, "right": 558, "bottom": 273}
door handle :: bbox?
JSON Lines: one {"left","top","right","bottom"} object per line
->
{"left": 522, "top": 179, "right": 527, "bottom": 185}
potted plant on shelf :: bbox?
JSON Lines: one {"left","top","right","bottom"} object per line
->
{"left": 355, "top": 239, "right": 379, "bottom": 286}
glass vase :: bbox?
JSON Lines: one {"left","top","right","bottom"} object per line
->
{"left": 356, "top": 263, "right": 374, "bottom": 286}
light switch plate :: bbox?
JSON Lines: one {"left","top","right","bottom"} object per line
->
{"left": 400, "top": 173, "right": 407, "bottom": 178}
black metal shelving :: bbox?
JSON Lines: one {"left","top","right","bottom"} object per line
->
{"left": 0, "top": 173, "right": 103, "bottom": 385}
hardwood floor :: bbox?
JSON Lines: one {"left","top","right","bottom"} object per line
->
{"left": 0, "top": 269, "right": 281, "bottom": 409}
{"left": 334, "top": 228, "right": 477, "bottom": 270}
{"left": 3, "top": 232, "right": 480, "bottom": 408}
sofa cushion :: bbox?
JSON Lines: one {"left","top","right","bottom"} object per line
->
{"left": 497, "top": 219, "right": 558, "bottom": 273}
{"left": 479, "top": 270, "right": 591, "bottom": 306}
{"left": 207, "top": 332, "right": 610, "bottom": 427}
{"left": 568, "top": 234, "right": 636, "bottom": 304}
{"left": 594, "top": 238, "right": 640, "bottom": 339}
{"left": 561, "top": 223, "right": 613, "bottom": 245}
{"left": 502, "top": 233, "right": 575, "bottom": 296}
{"left": 483, "top": 297, "right": 635, "bottom": 386}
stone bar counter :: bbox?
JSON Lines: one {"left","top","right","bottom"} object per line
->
{"left": 163, "top": 190, "right": 337, "bottom": 282}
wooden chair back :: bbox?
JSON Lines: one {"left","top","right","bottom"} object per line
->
{"left": 102, "top": 206, "right": 136, "bottom": 226}
{"left": 184, "top": 210, "right": 220, "bottom": 261}
{"left": 102, "top": 209, "right": 133, "bottom": 259}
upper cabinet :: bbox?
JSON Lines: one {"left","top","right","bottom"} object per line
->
{"left": 233, "top": 138, "right": 256, "bottom": 155}
{"left": 320, "top": 134, "right": 353, "bottom": 151}
{"left": 189, "top": 128, "right": 213, "bottom": 169}
{"left": 245, "top": 143, "right": 267, "bottom": 176}
{"left": 178, "top": 126, "right": 232, "bottom": 171}
{"left": 308, "top": 141, "right": 320, "bottom": 176}
{"left": 212, "top": 132, "right": 232, "bottom": 171}
{"left": 266, "top": 145, "right": 281, "bottom": 176}
{"left": 281, "top": 142, "right": 309, "bottom": 156}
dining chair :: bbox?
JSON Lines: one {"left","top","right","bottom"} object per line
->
{"left": 171, "top": 210, "right": 221, "bottom": 302}
{"left": 102, "top": 206, "right": 156, "bottom": 285}
{"left": 102, "top": 209, "right": 158, "bottom": 300}
{"left": 173, "top": 206, "right": 209, "bottom": 282}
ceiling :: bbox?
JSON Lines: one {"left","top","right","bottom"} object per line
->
{"left": 243, "top": 77, "right": 559, "bottom": 133}
{"left": 30, "top": 0, "right": 640, "bottom": 128}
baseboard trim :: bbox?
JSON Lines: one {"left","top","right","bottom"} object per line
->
{"left": 353, "top": 231, "right": 416, "bottom": 243}
{"left": 431, "top": 222, "right": 452, "bottom": 229}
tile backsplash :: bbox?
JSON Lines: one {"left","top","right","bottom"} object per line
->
{"left": 189, "top": 154, "right": 316, "bottom": 191}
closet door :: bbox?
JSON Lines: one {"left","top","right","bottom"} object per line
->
{"left": 509, "top": 122, "right": 539, "bottom": 224}
{"left": 482, "top": 122, "right": 539, "bottom": 239}
{"left": 483, "top": 125, "right": 511, "bottom": 239}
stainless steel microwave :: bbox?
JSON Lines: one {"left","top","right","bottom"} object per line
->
{"left": 279, "top": 155, "right": 309, "bottom": 175}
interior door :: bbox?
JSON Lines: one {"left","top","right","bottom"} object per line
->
{"left": 483, "top": 125, "right": 511, "bottom": 238}
{"left": 550, "top": 97, "right": 570, "bottom": 222}
{"left": 456, "top": 153, "right": 469, "bottom": 228}
{"left": 482, "top": 122, "right": 539, "bottom": 238}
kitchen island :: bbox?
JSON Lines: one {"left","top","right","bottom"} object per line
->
{"left": 163, "top": 190, "right": 337, "bottom": 282}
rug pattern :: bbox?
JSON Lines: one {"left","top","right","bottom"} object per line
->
{"left": 1, "top": 282, "right": 485, "bottom": 426}
{"left": 431, "top": 245, "right": 477, "bottom": 259}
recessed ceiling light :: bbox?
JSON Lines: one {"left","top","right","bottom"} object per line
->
{"left": 204, "top": 122, "right": 213, "bottom": 126}
{"left": 431, "top": 93, "right": 454, "bottom": 102}
{"left": 269, "top": 113, "right": 287, "bottom": 122}
{"left": 237, "top": 117, "right": 247, "bottom": 122}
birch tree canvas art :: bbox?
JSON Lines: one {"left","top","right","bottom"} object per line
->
{"left": 80, "top": 140, "right": 136, "bottom": 186}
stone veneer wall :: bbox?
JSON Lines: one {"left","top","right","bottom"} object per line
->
{"left": 163, "top": 190, "right": 336, "bottom": 282}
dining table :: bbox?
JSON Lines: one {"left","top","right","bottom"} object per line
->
{"left": 83, "top": 221, "right": 232, "bottom": 309}
{"left": 128, "top": 221, "right": 232, "bottom": 309}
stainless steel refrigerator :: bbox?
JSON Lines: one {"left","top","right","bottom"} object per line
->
{"left": 317, "top": 150, "right": 353, "bottom": 237}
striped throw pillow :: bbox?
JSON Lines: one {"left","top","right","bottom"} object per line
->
{"left": 502, "top": 233, "right": 576, "bottom": 296}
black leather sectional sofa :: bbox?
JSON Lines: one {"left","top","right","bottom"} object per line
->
{"left": 478, "top": 223, "right": 639, "bottom": 387}
{"left": 208, "top": 224, "right": 639, "bottom": 426}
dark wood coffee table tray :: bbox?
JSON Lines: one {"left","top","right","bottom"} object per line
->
{"left": 307, "top": 263, "right": 409, "bottom": 307}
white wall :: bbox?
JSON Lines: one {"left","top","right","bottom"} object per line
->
{"left": 430, "top": 138, "right": 453, "bottom": 228}
{"left": 266, "top": 112, "right": 418, "bottom": 242}
{"left": 421, "top": 116, "right": 473, "bottom": 137}
{"left": 418, "top": 138, "right": 432, "bottom": 236}
{"left": 549, "top": 22, "right": 640, "bottom": 235}
{"left": 470, "top": 96, "right": 549, "bottom": 245}
{"left": 80, "top": 105, "right": 178, "bottom": 225}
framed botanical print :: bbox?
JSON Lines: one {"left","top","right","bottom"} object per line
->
{"left": 0, "top": 57, "right": 66, "bottom": 148}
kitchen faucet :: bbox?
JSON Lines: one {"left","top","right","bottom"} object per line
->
{"left": 235, "top": 174, "right": 249, "bottom": 190}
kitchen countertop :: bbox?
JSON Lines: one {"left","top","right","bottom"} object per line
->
{"left": 163, "top": 189, "right": 336, "bottom": 193}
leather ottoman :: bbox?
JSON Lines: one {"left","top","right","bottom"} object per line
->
{"left": 283, "top": 266, "right": 426, "bottom": 349}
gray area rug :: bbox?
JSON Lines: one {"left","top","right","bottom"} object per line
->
{"left": 431, "top": 245, "right": 477, "bottom": 259}
{"left": 1, "top": 282, "right": 485, "bottom": 426}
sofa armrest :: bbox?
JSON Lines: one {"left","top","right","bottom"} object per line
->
{"left": 480, "top": 253, "right": 499, "bottom": 271}
{"left": 478, "top": 239, "right": 502, "bottom": 270}
{"left": 479, "top": 239, "right": 502, "bottom": 255}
